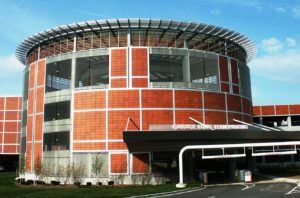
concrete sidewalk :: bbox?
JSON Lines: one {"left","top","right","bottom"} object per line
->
{"left": 255, "top": 173, "right": 300, "bottom": 186}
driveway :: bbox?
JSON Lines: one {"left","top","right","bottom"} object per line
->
{"left": 153, "top": 183, "right": 300, "bottom": 198}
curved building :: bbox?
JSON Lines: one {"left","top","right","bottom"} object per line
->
{"left": 16, "top": 18, "right": 255, "bottom": 184}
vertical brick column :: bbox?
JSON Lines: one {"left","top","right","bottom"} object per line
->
{"left": 34, "top": 59, "right": 45, "bottom": 167}
{"left": 110, "top": 48, "right": 127, "bottom": 88}
{"left": 131, "top": 48, "right": 149, "bottom": 88}
{"left": 26, "top": 59, "right": 45, "bottom": 172}
{"left": 26, "top": 62, "right": 35, "bottom": 171}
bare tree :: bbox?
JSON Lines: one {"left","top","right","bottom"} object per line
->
{"left": 62, "top": 163, "right": 72, "bottom": 185}
{"left": 131, "top": 175, "right": 139, "bottom": 185}
{"left": 34, "top": 155, "right": 43, "bottom": 184}
{"left": 91, "top": 155, "right": 104, "bottom": 177}
{"left": 111, "top": 160, "right": 127, "bottom": 185}
{"left": 42, "top": 163, "right": 54, "bottom": 184}
{"left": 72, "top": 162, "right": 85, "bottom": 185}
{"left": 55, "top": 164, "right": 66, "bottom": 184}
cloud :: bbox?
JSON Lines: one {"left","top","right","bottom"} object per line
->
{"left": 275, "top": 7, "right": 287, "bottom": 13}
{"left": 251, "top": 51, "right": 300, "bottom": 82}
{"left": 286, "top": 37, "right": 297, "bottom": 47}
{"left": 0, "top": 55, "right": 23, "bottom": 77}
{"left": 210, "top": 9, "right": 221, "bottom": 15}
{"left": 251, "top": 37, "right": 300, "bottom": 82}
{"left": 292, "top": 6, "right": 300, "bottom": 17}
{"left": 260, "top": 37, "right": 283, "bottom": 53}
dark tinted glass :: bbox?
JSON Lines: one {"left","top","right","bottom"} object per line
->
{"left": 44, "top": 101, "right": 70, "bottom": 121}
{"left": 75, "top": 56, "right": 109, "bottom": 87}
{"left": 150, "top": 54, "right": 184, "bottom": 82}
{"left": 43, "top": 131, "right": 70, "bottom": 151}
{"left": 46, "top": 60, "right": 71, "bottom": 92}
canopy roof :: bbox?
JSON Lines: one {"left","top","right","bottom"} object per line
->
{"left": 16, "top": 18, "right": 256, "bottom": 65}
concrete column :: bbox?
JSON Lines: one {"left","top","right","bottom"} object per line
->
{"left": 287, "top": 116, "right": 292, "bottom": 127}
{"left": 248, "top": 157, "right": 256, "bottom": 172}
{"left": 182, "top": 52, "right": 190, "bottom": 83}
{"left": 183, "top": 33, "right": 188, "bottom": 48}
{"left": 187, "top": 151, "right": 195, "bottom": 181}
{"left": 38, "top": 45, "right": 41, "bottom": 60}
{"left": 182, "top": 151, "right": 195, "bottom": 182}
{"left": 262, "top": 156, "right": 266, "bottom": 164}
{"left": 224, "top": 41, "right": 228, "bottom": 56}
{"left": 259, "top": 117, "right": 263, "bottom": 125}
{"left": 228, "top": 158, "right": 236, "bottom": 181}
{"left": 127, "top": 28, "right": 131, "bottom": 47}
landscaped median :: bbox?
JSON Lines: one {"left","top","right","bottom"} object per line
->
{"left": 0, "top": 172, "right": 201, "bottom": 198}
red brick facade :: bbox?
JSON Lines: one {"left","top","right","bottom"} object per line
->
{"left": 0, "top": 96, "right": 22, "bottom": 154}
{"left": 253, "top": 104, "right": 300, "bottom": 116}
{"left": 24, "top": 47, "right": 253, "bottom": 175}
{"left": 25, "top": 59, "right": 45, "bottom": 172}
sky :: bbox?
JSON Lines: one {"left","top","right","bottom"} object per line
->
{"left": 0, "top": 0, "right": 300, "bottom": 105}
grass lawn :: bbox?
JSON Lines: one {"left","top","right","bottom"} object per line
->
{"left": 0, "top": 172, "right": 197, "bottom": 198}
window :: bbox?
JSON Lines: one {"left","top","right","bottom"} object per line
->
{"left": 44, "top": 101, "right": 70, "bottom": 122}
{"left": 190, "top": 55, "right": 205, "bottom": 83}
{"left": 73, "top": 153, "right": 109, "bottom": 177}
{"left": 150, "top": 54, "right": 184, "bottom": 82}
{"left": 190, "top": 53, "right": 218, "bottom": 84}
{"left": 43, "top": 131, "right": 70, "bottom": 151}
{"left": 46, "top": 60, "right": 71, "bottom": 92}
{"left": 75, "top": 56, "right": 109, "bottom": 87}
{"left": 189, "top": 52, "right": 219, "bottom": 91}
{"left": 204, "top": 55, "right": 219, "bottom": 84}
{"left": 291, "top": 116, "right": 300, "bottom": 126}
{"left": 239, "top": 63, "right": 252, "bottom": 99}
{"left": 261, "top": 116, "right": 288, "bottom": 127}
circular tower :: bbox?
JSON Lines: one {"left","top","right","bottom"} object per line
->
{"left": 16, "top": 18, "right": 255, "bottom": 184}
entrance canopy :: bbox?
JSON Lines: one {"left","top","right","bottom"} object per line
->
{"left": 123, "top": 130, "right": 300, "bottom": 152}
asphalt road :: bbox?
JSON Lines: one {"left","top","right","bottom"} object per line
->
{"left": 155, "top": 183, "right": 300, "bottom": 198}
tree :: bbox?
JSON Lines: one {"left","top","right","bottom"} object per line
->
{"left": 72, "top": 162, "right": 85, "bottom": 185}
{"left": 55, "top": 164, "right": 66, "bottom": 184}
{"left": 91, "top": 155, "right": 104, "bottom": 176}
{"left": 64, "top": 163, "right": 72, "bottom": 185}
{"left": 34, "top": 155, "right": 43, "bottom": 183}
{"left": 42, "top": 163, "right": 54, "bottom": 184}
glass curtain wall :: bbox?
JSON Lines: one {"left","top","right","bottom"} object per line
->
{"left": 43, "top": 131, "right": 70, "bottom": 151}
{"left": 46, "top": 60, "right": 72, "bottom": 92}
{"left": 44, "top": 101, "right": 70, "bottom": 122}
{"left": 150, "top": 50, "right": 219, "bottom": 90}
{"left": 150, "top": 54, "right": 184, "bottom": 82}
{"left": 75, "top": 56, "right": 109, "bottom": 87}
{"left": 239, "top": 62, "right": 252, "bottom": 99}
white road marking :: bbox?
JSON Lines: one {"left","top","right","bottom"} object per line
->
{"left": 241, "top": 183, "right": 255, "bottom": 191}
{"left": 208, "top": 196, "right": 216, "bottom": 198}
{"left": 151, "top": 187, "right": 207, "bottom": 198}
{"left": 285, "top": 186, "right": 300, "bottom": 195}
{"left": 129, "top": 187, "right": 202, "bottom": 198}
